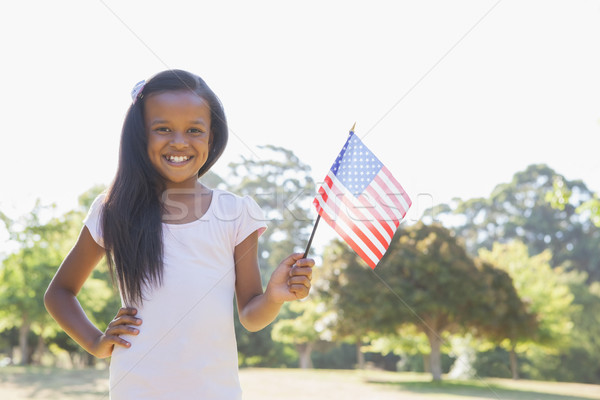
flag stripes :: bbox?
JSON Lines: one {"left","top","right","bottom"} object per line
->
{"left": 316, "top": 175, "right": 387, "bottom": 256}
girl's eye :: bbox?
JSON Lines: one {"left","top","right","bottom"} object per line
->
{"left": 188, "top": 128, "right": 206, "bottom": 136}
{"left": 155, "top": 127, "right": 171, "bottom": 134}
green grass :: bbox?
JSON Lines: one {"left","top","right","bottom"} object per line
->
{"left": 1, "top": 366, "right": 599, "bottom": 400}
{"left": 0, "top": 366, "right": 109, "bottom": 400}
{"left": 367, "top": 377, "right": 600, "bottom": 400}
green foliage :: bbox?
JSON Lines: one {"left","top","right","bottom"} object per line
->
{"left": 478, "top": 241, "right": 574, "bottom": 351}
{"left": 433, "top": 164, "right": 600, "bottom": 282}
{"left": 310, "top": 342, "right": 357, "bottom": 369}
{"left": 472, "top": 347, "right": 514, "bottom": 378}
{"left": 472, "top": 260, "right": 537, "bottom": 347}
{"left": 429, "top": 163, "right": 600, "bottom": 383}
{"left": 234, "top": 306, "right": 296, "bottom": 368}
{"left": 0, "top": 185, "right": 120, "bottom": 365}
{"left": 271, "top": 300, "right": 323, "bottom": 345}
{"left": 375, "top": 223, "right": 497, "bottom": 334}
{"left": 547, "top": 175, "right": 600, "bottom": 228}
{"left": 270, "top": 300, "right": 328, "bottom": 369}
{"left": 321, "top": 223, "right": 524, "bottom": 381}
{"left": 0, "top": 202, "right": 79, "bottom": 362}
{"left": 367, "top": 325, "right": 431, "bottom": 356}
{"left": 521, "top": 270, "right": 600, "bottom": 383}
{"left": 545, "top": 176, "right": 572, "bottom": 211}
{"left": 319, "top": 239, "right": 386, "bottom": 343}
{"left": 576, "top": 197, "right": 600, "bottom": 227}
{"left": 524, "top": 346, "right": 600, "bottom": 383}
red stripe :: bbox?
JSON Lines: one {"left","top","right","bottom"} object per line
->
{"left": 326, "top": 177, "right": 394, "bottom": 246}
{"left": 373, "top": 174, "right": 407, "bottom": 217}
{"left": 355, "top": 194, "right": 397, "bottom": 236}
{"left": 317, "top": 186, "right": 329, "bottom": 203}
{"left": 316, "top": 188, "right": 384, "bottom": 260}
{"left": 324, "top": 174, "right": 334, "bottom": 189}
{"left": 381, "top": 166, "right": 412, "bottom": 207}
{"left": 324, "top": 196, "right": 384, "bottom": 260}
{"left": 373, "top": 167, "right": 408, "bottom": 219}
{"left": 316, "top": 207, "right": 377, "bottom": 269}
{"left": 336, "top": 190, "right": 391, "bottom": 250}
{"left": 365, "top": 186, "right": 400, "bottom": 228}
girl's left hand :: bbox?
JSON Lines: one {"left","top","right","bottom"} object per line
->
{"left": 265, "top": 253, "right": 314, "bottom": 303}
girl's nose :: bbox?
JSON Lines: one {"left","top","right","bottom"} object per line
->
{"left": 170, "top": 131, "right": 189, "bottom": 148}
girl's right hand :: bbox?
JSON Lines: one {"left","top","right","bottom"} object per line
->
{"left": 90, "top": 307, "right": 142, "bottom": 358}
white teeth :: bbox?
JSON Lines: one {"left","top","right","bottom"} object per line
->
{"left": 167, "top": 155, "right": 189, "bottom": 163}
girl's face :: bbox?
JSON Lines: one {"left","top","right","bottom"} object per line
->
{"left": 144, "top": 90, "right": 212, "bottom": 189}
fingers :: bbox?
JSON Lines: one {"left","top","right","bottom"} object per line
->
{"left": 109, "top": 314, "right": 142, "bottom": 328}
{"left": 109, "top": 310, "right": 142, "bottom": 329}
{"left": 115, "top": 306, "right": 137, "bottom": 318}
{"left": 104, "top": 328, "right": 138, "bottom": 349}
{"left": 106, "top": 307, "right": 142, "bottom": 348}
{"left": 289, "top": 281, "right": 311, "bottom": 299}
{"left": 293, "top": 257, "right": 315, "bottom": 268}
{"left": 289, "top": 259, "right": 313, "bottom": 280}
{"left": 281, "top": 252, "right": 305, "bottom": 267}
{"left": 107, "top": 318, "right": 142, "bottom": 333}
{"left": 287, "top": 258, "right": 313, "bottom": 300}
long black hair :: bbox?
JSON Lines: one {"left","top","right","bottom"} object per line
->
{"left": 102, "top": 70, "right": 228, "bottom": 306}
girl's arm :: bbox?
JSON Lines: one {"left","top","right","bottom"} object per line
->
{"left": 234, "top": 231, "right": 313, "bottom": 332}
{"left": 44, "top": 226, "right": 141, "bottom": 358}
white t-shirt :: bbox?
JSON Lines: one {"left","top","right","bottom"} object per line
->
{"left": 84, "top": 189, "right": 267, "bottom": 400}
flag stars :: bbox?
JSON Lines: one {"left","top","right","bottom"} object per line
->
{"left": 329, "top": 132, "right": 384, "bottom": 195}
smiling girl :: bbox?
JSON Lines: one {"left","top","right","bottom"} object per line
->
{"left": 44, "top": 70, "right": 314, "bottom": 399}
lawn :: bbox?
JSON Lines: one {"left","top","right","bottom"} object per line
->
{"left": 1, "top": 366, "right": 599, "bottom": 400}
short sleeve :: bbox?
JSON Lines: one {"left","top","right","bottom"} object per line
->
{"left": 234, "top": 195, "right": 267, "bottom": 246}
{"left": 83, "top": 194, "right": 106, "bottom": 248}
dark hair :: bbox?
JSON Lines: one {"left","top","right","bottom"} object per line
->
{"left": 102, "top": 70, "right": 228, "bottom": 306}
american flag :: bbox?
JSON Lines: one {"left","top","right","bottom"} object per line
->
{"left": 313, "top": 130, "right": 411, "bottom": 269}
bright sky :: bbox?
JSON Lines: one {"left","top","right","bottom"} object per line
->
{"left": 1, "top": 1, "right": 599, "bottom": 253}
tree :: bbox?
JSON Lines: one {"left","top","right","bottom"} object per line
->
{"left": 271, "top": 300, "right": 325, "bottom": 369}
{"left": 541, "top": 270, "right": 600, "bottom": 383}
{"left": 0, "top": 185, "right": 118, "bottom": 366}
{"left": 0, "top": 201, "right": 74, "bottom": 364}
{"left": 431, "top": 164, "right": 600, "bottom": 282}
{"left": 353, "top": 222, "right": 502, "bottom": 381}
{"left": 472, "top": 260, "right": 537, "bottom": 379}
{"left": 478, "top": 241, "right": 575, "bottom": 378}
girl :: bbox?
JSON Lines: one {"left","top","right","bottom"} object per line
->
{"left": 44, "top": 69, "right": 314, "bottom": 399}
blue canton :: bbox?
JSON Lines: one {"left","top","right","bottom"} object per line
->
{"left": 330, "top": 132, "right": 383, "bottom": 196}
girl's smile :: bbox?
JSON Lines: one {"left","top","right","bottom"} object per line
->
{"left": 144, "top": 90, "right": 212, "bottom": 189}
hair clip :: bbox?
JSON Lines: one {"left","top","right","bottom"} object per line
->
{"left": 131, "top": 80, "right": 146, "bottom": 104}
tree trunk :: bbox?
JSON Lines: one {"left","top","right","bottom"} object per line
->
{"left": 425, "top": 330, "right": 443, "bottom": 381}
{"left": 356, "top": 340, "right": 365, "bottom": 370}
{"left": 296, "top": 343, "right": 313, "bottom": 369}
{"left": 423, "top": 353, "right": 431, "bottom": 373}
{"left": 33, "top": 331, "right": 46, "bottom": 365}
{"left": 18, "top": 318, "right": 31, "bottom": 366}
{"left": 509, "top": 344, "right": 519, "bottom": 380}
{"left": 83, "top": 352, "right": 96, "bottom": 367}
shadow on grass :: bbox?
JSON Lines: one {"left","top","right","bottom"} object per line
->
{"left": 366, "top": 379, "right": 596, "bottom": 400}
{"left": 0, "top": 366, "right": 109, "bottom": 399}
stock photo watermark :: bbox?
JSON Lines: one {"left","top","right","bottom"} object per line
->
{"left": 160, "top": 187, "right": 435, "bottom": 224}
